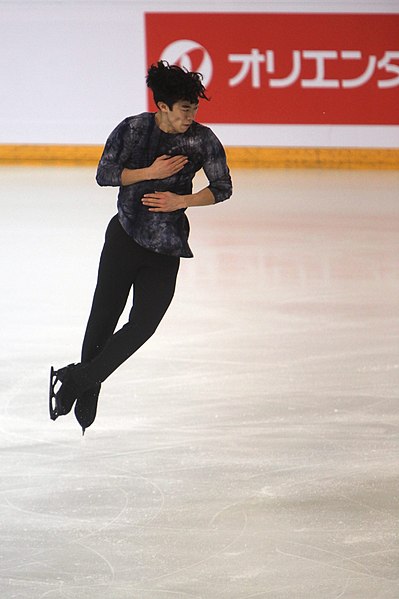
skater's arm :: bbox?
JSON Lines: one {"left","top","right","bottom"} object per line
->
{"left": 141, "top": 187, "right": 215, "bottom": 212}
{"left": 202, "top": 129, "right": 232, "bottom": 203}
{"left": 121, "top": 155, "right": 188, "bottom": 186}
{"left": 96, "top": 119, "right": 135, "bottom": 187}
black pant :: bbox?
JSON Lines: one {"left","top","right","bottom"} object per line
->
{"left": 80, "top": 215, "right": 180, "bottom": 384}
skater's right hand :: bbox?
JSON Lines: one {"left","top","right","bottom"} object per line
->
{"left": 148, "top": 155, "right": 188, "bottom": 180}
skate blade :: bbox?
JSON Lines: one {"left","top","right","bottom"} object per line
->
{"left": 49, "top": 366, "right": 58, "bottom": 420}
{"left": 49, "top": 366, "right": 63, "bottom": 421}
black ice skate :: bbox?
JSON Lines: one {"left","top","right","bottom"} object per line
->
{"left": 49, "top": 364, "right": 80, "bottom": 421}
{"left": 74, "top": 383, "right": 101, "bottom": 435}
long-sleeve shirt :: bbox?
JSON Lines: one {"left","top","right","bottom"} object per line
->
{"left": 96, "top": 112, "right": 232, "bottom": 258}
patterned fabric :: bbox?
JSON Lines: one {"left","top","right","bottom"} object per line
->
{"left": 96, "top": 112, "right": 232, "bottom": 258}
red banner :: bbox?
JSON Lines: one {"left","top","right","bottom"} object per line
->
{"left": 145, "top": 13, "right": 399, "bottom": 125}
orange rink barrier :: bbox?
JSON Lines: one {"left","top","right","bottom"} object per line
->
{"left": 0, "top": 144, "right": 398, "bottom": 169}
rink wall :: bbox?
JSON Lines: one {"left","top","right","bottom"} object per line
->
{"left": 1, "top": 0, "right": 399, "bottom": 169}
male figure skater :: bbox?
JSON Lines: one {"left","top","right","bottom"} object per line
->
{"left": 49, "top": 61, "right": 232, "bottom": 434}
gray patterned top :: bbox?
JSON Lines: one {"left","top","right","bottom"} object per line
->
{"left": 96, "top": 112, "right": 233, "bottom": 258}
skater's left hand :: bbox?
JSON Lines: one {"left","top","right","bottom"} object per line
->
{"left": 142, "top": 191, "right": 187, "bottom": 212}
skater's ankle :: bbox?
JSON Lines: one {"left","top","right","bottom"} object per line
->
{"left": 72, "top": 363, "right": 100, "bottom": 392}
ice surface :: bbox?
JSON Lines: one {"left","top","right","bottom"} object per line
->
{"left": 0, "top": 166, "right": 398, "bottom": 598}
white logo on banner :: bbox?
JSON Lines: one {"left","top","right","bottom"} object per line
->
{"left": 228, "top": 49, "right": 399, "bottom": 89}
{"left": 160, "top": 40, "right": 213, "bottom": 86}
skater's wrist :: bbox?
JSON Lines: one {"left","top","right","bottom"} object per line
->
{"left": 182, "top": 188, "right": 215, "bottom": 208}
{"left": 121, "top": 167, "right": 152, "bottom": 186}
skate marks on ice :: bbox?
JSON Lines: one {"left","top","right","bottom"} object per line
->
{"left": 1, "top": 445, "right": 249, "bottom": 599}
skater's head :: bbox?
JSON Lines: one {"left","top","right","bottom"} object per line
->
{"left": 146, "top": 60, "right": 209, "bottom": 109}
{"left": 146, "top": 60, "right": 209, "bottom": 134}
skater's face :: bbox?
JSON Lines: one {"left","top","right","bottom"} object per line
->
{"left": 156, "top": 100, "right": 198, "bottom": 134}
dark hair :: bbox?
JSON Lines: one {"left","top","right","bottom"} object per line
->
{"left": 146, "top": 60, "right": 209, "bottom": 109}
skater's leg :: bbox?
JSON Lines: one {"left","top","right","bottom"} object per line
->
{"left": 81, "top": 252, "right": 180, "bottom": 384}
{"left": 51, "top": 222, "right": 179, "bottom": 425}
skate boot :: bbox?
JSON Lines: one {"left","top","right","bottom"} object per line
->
{"left": 49, "top": 363, "right": 92, "bottom": 421}
{"left": 74, "top": 383, "right": 101, "bottom": 435}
